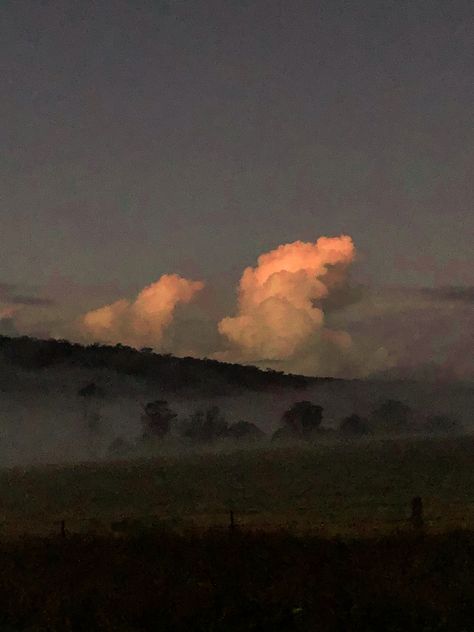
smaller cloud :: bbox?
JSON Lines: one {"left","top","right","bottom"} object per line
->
{"left": 7, "top": 295, "right": 55, "bottom": 307}
{"left": 417, "top": 286, "right": 474, "bottom": 304}
{"left": 0, "top": 283, "right": 55, "bottom": 338}
{"left": 0, "top": 282, "right": 54, "bottom": 307}
{"left": 80, "top": 273, "right": 204, "bottom": 349}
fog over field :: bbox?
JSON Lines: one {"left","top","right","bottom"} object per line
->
{"left": 0, "top": 355, "right": 472, "bottom": 467}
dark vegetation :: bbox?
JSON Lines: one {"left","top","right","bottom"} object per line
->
{"left": 141, "top": 400, "right": 177, "bottom": 440}
{"left": 103, "top": 394, "right": 464, "bottom": 452}
{"left": 102, "top": 393, "right": 463, "bottom": 452}
{"left": 77, "top": 381, "right": 104, "bottom": 437}
{"left": 0, "top": 334, "right": 322, "bottom": 393}
{"left": 281, "top": 400, "right": 323, "bottom": 437}
{"left": 425, "top": 414, "right": 460, "bottom": 434}
{"left": 77, "top": 382, "right": 105, "bottom": 399}
{"left": 136, "top": 396, "right": 461, "bottom": 446}
{"left": 0, "top": 529, "right": 474, "bottom": 630}
{"left": 226, "top": 420, "right": 265, "bottom": 441}
{"left": 370, "top": 398, "right": 413, "bottom": 431}
{"left": 181, "top": 405, "right": 229, "bottom": 443}
{"left": 179, "top": 406, "right": 265, "bottom": 443}
{"left": 340, "top": 413, "right": 369, "bottom": 435}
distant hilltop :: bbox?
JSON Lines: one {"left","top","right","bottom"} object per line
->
{"left": 0, "top": 335, "right": 339, "bottom": 395}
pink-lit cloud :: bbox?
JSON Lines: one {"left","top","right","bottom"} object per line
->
{"left": 217, "top": 235, "right": 357, "bottom": 362}
{"left": 80, "top": 274, "right": 204, "bottom": 349}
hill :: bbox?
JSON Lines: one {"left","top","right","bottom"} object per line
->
{"left": 0, "top": 334, "right": 334, "bottom": 395}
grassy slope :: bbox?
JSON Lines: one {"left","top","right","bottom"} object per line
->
{"left": 1, "top": 436, "right": 473, "bottom": 537}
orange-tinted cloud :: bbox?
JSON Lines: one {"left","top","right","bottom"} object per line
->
{"left": 218, "top": 235, "right": 356, "bottom": 360}
{"left": 80, "top": 274, "right": 204, "bottom": 349}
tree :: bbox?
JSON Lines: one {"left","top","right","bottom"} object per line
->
{"left": 271, "top": 426, "right": 296, "bottom": 442}
{"left": 339, "top": 413, "right": 369, "bottom": 436}
{"left": 425, "top": 414, "right": 460, "bottom": 434}
{"left": 108, "top": 437, "right": 132, "bottom": 458}
{"left": 141, "top": 400, "right": 176, "bottom": 440}
{"left": 77, "top": 382, "right": 104, "bottom": 399}
{"left": 77, "top": 382, "right": 104, "bottom": 438}
{"left": 227, "top": 420, "right": 265, "bottom": 441}
{"left": 281, "top": 401, "right": 323, "bottom": 438}
{"left": 370, "top": 399, "right": 412, "bottom": 431}
{"left": 182, "top": 406, "right": 228, "bottom": 443}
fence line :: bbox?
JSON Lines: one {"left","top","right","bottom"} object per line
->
{"left": 0, "top": 495, "right": 473, "bottom": 538}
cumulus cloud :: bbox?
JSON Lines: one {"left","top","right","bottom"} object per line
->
{"left": 217, "top": 235, "right": 359, "bottom": 366}
{"left": 80, "top": 274, "right": 204, "bottom": 349}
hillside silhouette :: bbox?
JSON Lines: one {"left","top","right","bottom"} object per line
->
{"left": 0, "top": 335, "right": 336, "bottom": 395}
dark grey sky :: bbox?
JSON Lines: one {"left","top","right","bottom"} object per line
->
{"left": 1, "top": 0, "right": 473, "bottom": 377}
{"left": 2, "top": 0, "right": 473, "bottom": 289}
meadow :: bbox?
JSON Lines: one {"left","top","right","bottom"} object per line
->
{"left": 1, "top": 435, "right": 473, "bottom": 538}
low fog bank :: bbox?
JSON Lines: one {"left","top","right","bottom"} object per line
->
{"left": 0, "top": 358, "right": 472, "bottom": 467}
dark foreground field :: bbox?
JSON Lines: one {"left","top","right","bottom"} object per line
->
{"left": 1, "top": 436, "right": 474, "bottom": 537}
{"left": 1, "top": 438, "right": 473, "bottom": 630}
{"left": 0, "top": 529, "right": 473, "bottom": 631}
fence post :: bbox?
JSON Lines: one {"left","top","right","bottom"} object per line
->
{"left": 60, "top": 519, "right": 66, "bottom": 538}
{"left": 229, "top": 510, "right": 236, "bottom": 531}
{"left": 410, "top": 496, "right": 424, "bottom": 530}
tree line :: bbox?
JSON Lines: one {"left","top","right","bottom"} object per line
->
{"left": 79, "top": 389, "right": 462, "bottom": 457}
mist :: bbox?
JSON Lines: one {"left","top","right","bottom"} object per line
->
{"left": 0, "top": 351, "right": 472, "bottom": 468}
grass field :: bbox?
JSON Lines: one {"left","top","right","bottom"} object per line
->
{"left": 1, "top": 435, "right": 473, "bottom": 538}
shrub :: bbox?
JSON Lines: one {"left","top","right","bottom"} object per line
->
{"left": 107, "top": 437, "right": 132, "bottom": 458}
{"left": 227, "top": 420, "right": 265, "bottom": 441}
{"left": 370, "top": 399, "right": 413, "bottom": 431}
{"left": 182, "top": 406, "right": 228, "bottom": 443}
{"left": 271, "top": 426, "right": 298, "bottom": 442}
{"left": 340, "top": 414, "right": 369, "bottom": 436}
{"left": 77, "top": 382, "right": 104, "bottom": 399}
{"left": 425, "top": 414, "right": 461, "bottom": 434}
{"left": 281, "top": 401, "right": 323, "bottom": 438}
{"left": 141, "top": 400, "right": 177, "bottom": 439}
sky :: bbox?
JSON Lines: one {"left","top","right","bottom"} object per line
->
{"left": 1, "top": 0, "right": 473, "bottom": 378}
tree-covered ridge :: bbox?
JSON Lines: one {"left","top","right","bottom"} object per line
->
{"left": 0, "top": 335, "right": 337, "bottom": 393}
